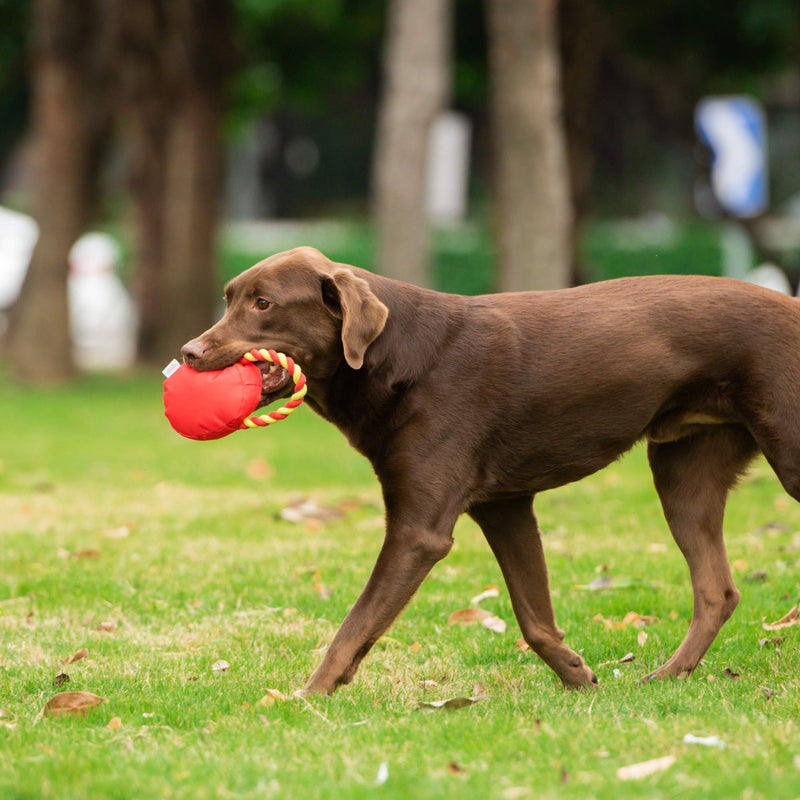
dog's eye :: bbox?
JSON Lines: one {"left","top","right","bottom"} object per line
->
{"left": 255, "top": 298, "right": 271, "bottom": 310}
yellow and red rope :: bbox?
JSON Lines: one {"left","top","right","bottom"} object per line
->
{"left": 238, "top": 348, "right": 307, "bottom": 428}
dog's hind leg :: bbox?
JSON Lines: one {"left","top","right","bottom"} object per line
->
{"left": 644, "top": 426, "right": 758, "bottom": 680}
{"left": 470, "top": 495, "right": 598, "bottom": 689}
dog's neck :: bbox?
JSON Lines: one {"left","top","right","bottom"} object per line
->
{"left": 306, "top": 274, "right": 468, "bottom": 459}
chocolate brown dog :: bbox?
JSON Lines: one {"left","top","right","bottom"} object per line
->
{"left": 182, "top": 246, "right": 798, "bottom": 695}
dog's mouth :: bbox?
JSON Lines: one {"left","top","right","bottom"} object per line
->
{"left": 256, "top": 360, "right": 292, "bottom": 406}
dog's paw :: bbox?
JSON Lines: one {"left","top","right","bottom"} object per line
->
{"left": 561, "top": 657, "right": 599, "bottom": 690}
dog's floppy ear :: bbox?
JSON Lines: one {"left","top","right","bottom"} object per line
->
{"left": 321, "top": 269, "right": 389, "bottom": 369}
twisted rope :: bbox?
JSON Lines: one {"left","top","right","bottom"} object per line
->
{"left": 239, "top": 349, "right": 307, "bottom": 428}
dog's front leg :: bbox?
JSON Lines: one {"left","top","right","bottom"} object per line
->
{"left": 299, "top": 521, "right": 454, "bottom": 696}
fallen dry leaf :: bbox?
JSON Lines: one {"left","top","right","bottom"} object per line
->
{"left": 374, "top": 762, "right": 389, "bottom": 787}
{"left": 96, "top": 621, "right": 116, "bottom": 634}
{"left": 211, "top": 660, "right": 230, "bottom": 675}
{"left": 762, "top": 605, "right": 799, "bottom": 631}
{"left": 280, "top": 498, "right": 343, "bottom": 526}
{"left": 245, "top": 458, "right": 274, "bottom": 480}
{"left": 336, "top": 498, "right": 367, "bottom": 514}
{"left": 616, "top": 754, "right": 676, "bottom": 781}
{"left": 619, "top": 652, "right": 635, "bottom": 663}
{"left": 470, "top": 586, "right": 500, "bottom": 605}
{"left": 637, "top": 631, "right": 648, "bottom": 647}
{"left": 577, "top": 577, "right": 655, "bottom": 592}
{"left": 732, "top": 559, "right": 748, "bottom": 572}
{"left": 257, "top": 689, "right": 288, "bottom": 707}
{"left": 102, "top": 526, "right": 130, "bottom": 539}
{"left": 52, "top": 673, "right": 70, "bottom": 688}
{"left": 448, "top": 607, "right": 506, "bottom": 633}
{"left": 0, "top": 708, "right": 16, "bottom": 729}
{"left": 448, "top": 607, "right": 487, "bottom": 625}
{"left": 597, "top": 652, "right": 636, "bottom": 668}
{"left": 683, "top": 733, "right": 726, "bottom": 749}
{"left": 594, "top": 611, "right": 659, "bottom": 631}
{"left": 593, "top": 613, "right": 613, "bottom": 630}
{"left": 416, "top": 696, "right": 482, "bottom": 712}
{"left": 516, "top": 638, "right": 531, "bottom": 652}
{"left": 106, "top": 716, "right": 122, "bottom": 731}
{"left": 408, "top": 641, "right": 422, "bottom": 652}
{"left": 62, "top": 648, "right": 89, "bottom": 664}
{"left": 622, "top": 612, "right": 660, "bottom": 628}
{"left": 723, "top": 668, "right": 740, "bottom": 679}
{"left": 312, "top": 571, "right": 333, "bottom": 601}
{"left": 38, "top": 691, "right": 104, "bottom": 720}
{"left": 72, "top": 549, "right": 102, "bottom": 560}
{"left": 447, "top": 762, "right": 466, "bottom": 776}
{"left": 481, "top": 614, "right": 506, "bottom": 634}
{"left": 758, "top": 636, "right": 785, "bottom": 648}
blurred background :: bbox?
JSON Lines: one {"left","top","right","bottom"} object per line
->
{"left": 0, "top": 0, "right": 798, "bottom": 384}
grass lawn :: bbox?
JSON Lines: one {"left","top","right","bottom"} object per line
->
{"left": 1, "top": 370, "right": 799, "bottom": 799}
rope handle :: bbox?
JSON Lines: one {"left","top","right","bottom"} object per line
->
{"left": 238, "top": 349, "right": 307, "bottom": 429}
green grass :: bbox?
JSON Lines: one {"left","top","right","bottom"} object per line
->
{"left": 1, "top": 372, "right": 800, "bottom": 799}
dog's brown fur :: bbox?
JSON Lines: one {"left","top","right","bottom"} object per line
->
{"left": 182, "top": 246, "right": 800, "bottom": 695}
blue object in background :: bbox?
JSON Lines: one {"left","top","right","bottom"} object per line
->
{"left": 695, "top": 96, "right": 768, "bottom": 218}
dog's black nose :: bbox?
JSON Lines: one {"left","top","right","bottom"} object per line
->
{"left": 181, "top": 339, "right": 206, "bottom": 365}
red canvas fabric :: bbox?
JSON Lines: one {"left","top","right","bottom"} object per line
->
{"left": 163, "top": 361, "right": 262, "bottom": 441}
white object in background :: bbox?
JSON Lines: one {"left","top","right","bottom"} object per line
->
{"left": 426, "top": 111, "right": 472, "bottom": 223}
{"left": 745, "top": 263, "right": 792, "bottom": 295}
{"left": 695, "top": 96, "right": 768, "bottom": 218}
{"left": 69, "top": 233, "right": 138, "bottom": 370}
{"left": 0, "top": 206, "right": 39, "bottom": 308}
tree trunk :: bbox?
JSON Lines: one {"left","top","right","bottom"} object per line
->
{"left": 114, "top": 0, "right": 169, "bottom": 363}
{"left": 372, "top": 0, "right": 451, "bottom": 287}
{"left": 486, "top": 0, "right": 572, "bottom": 291}
{"left": 5, "top": 0, "right": 106, "bottom": 383}
{"left": 158, "top": 90, "right": 222, "bottom": 358}
{"left": 115, "top": 0, "right": 230, "bottom": 365}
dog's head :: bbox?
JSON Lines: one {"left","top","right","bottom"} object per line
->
{"left": 181, "top": 247, "right": 389, "bottom": 406}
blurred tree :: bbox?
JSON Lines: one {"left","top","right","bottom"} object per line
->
{"left": 113, "top": 1, "right": 168, "bottom": 364}
{"left": 372, "top": 0, "right": 452, "bottom": 286}
{"left": 229, "top": 0, "right": 384, "bottom": 218}
{"left": 5, "top": 0, "right": 109, "bottom": 383}
{"left": 115, "top": 0, "right": 233, "bottom": 365}
{"left": 486, "top": 0, "right": 572, "bottom": 291}
{"left": 0, "top": 1, "right": 30, "bottom": 175}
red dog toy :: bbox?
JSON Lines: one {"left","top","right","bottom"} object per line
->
{"left": 163, "top": 349, "right": 307, "bottom": 441}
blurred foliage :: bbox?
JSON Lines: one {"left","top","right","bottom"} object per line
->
{"left": 0, "top": 0, "right": 798, "bottom": 217}
{"left": 606, "top": 0, "right": 799, "bottom": 89}
{"left": 229, "top": 0, "right": 383, "bottom": 132}
{"left": 219, "top": 218, "right": 725, "bottom": 297}
{"left": 0, "top": 0, "right": 30, "bottom": 167}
